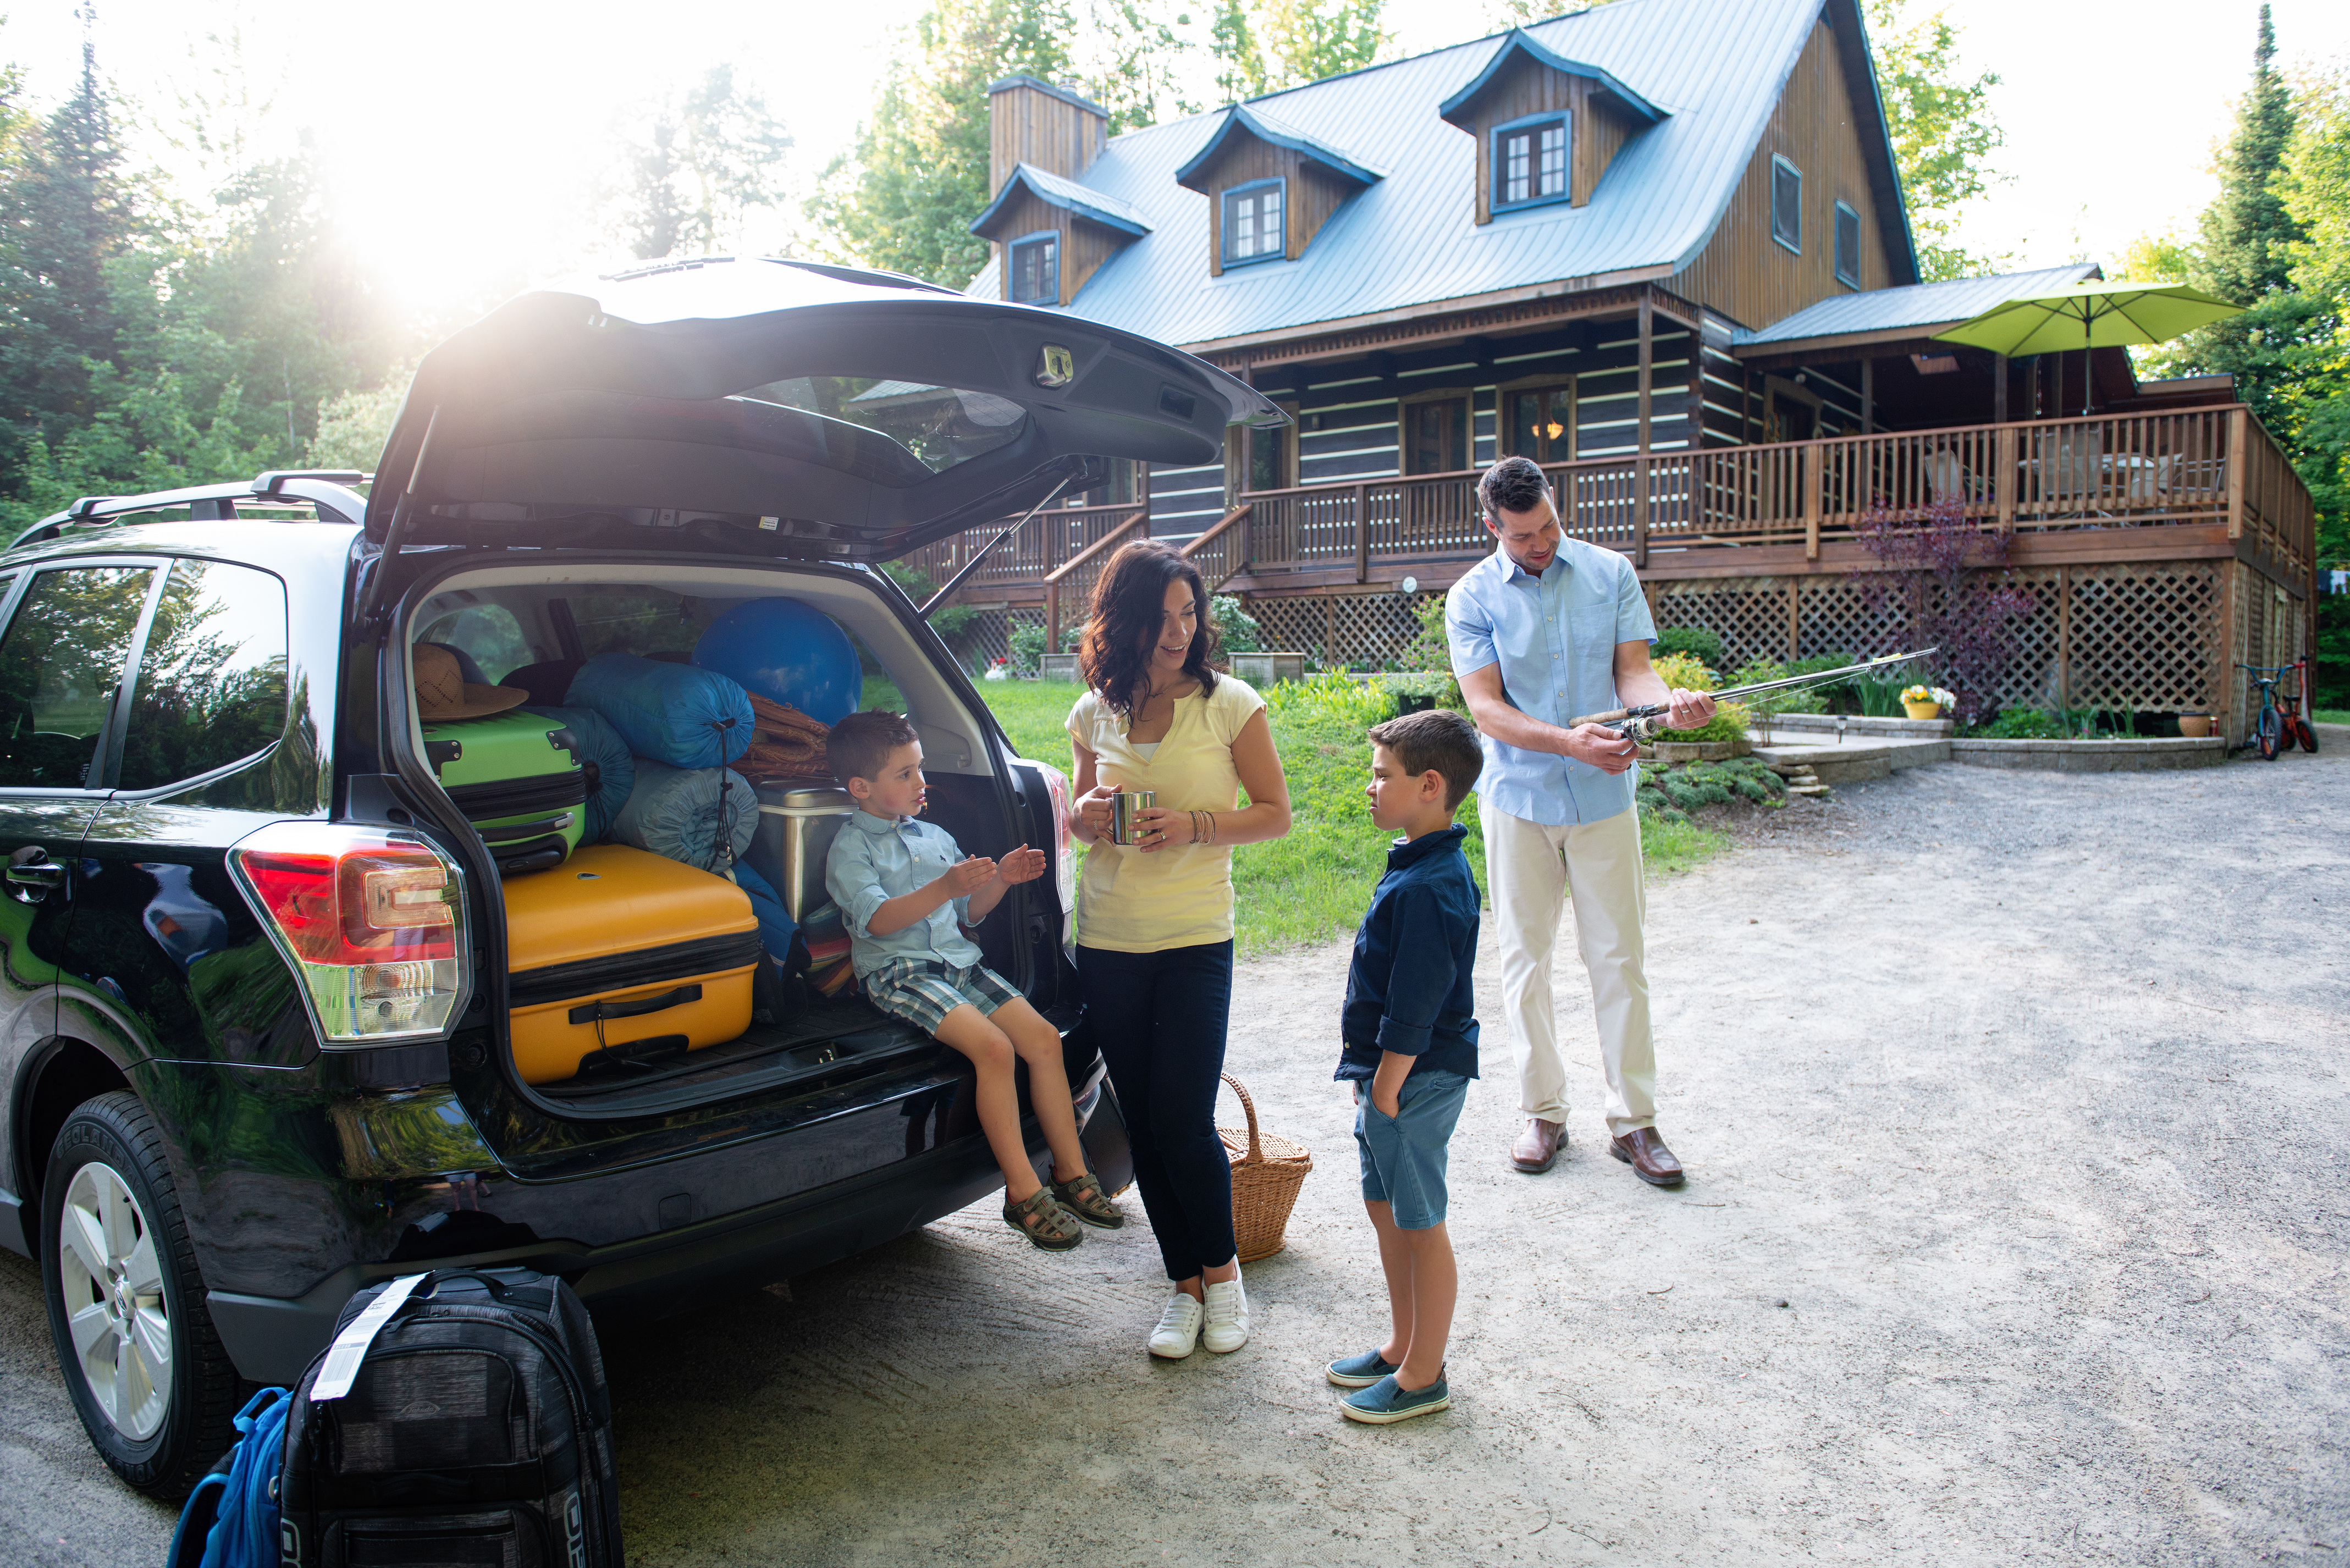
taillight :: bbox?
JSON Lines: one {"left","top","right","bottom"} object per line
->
{"left": 229, "top": 822, "right": 470, "bottom": 1045}
{"left": 1022, "top": 758, "right": 1080, "bottom": 949}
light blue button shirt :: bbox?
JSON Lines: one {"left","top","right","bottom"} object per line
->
{"left": 824, "top": 810, "right": 984, "bottom": 977}
{"left": 1444, "top": 538, "right": 1657, "bottom": 827}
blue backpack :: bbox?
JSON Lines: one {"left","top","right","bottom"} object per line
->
{"left": 167, "top": 1386, "right": 291, "bottom": 1568}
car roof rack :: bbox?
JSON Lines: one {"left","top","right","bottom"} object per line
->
{"left": 16, "top": 472, "right": 372, "bottom": 551}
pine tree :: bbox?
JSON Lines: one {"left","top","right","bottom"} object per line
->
{"left": 0, "top": 23, "right": 141, "bottom": 490}
{"left": 2150, "top": 4, "right": 2320, "bottom": 434}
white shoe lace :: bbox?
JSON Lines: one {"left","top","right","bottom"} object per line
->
{"left": 1204, "top": 1280, "right": 1246, "bottom": 1334}
{"left": 1153, "top": 1294, "right": 1200, "bottom": 1340}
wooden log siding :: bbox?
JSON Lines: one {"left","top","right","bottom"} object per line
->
{"left": 1675, "top": 15, "right": 1901, "bottom": 327}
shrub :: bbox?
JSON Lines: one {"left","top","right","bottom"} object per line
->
{"left": 1972, "top": 707, "right": 2069, "bottom": 739}
{"left": 1654, "top": 627, "right": 1725, "bottom": 671}
{"left": 1263, "top": 670, "right": 1396, "bottom": 730}
{"left": 1007, "top": 619, "right": 1047, "bottom": 675}
{"left": 1639, "top": 757, "right": 1785, "bottom": 819}
{"left": 1211, "top": 594, "right": 1264, "bottom": 655}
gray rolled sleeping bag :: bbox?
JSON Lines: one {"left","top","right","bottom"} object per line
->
{"left": 611, "top": 760, "right": 757, "bottom": 873}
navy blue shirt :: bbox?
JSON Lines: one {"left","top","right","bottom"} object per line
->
{"left": 1336, "top": 824, "right": 1481, "bottom": 1084}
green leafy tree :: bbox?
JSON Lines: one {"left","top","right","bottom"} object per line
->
{"left": 1209, "top": 0, "right": 1389, "bottom": 102}
{"left": 2272, "top": 67, "right": 2350, "bottom": 704}
{"left": 1864, "top": 0, "right": 2006, "bottom": 282}
{"left": 807, "top": 0, "right": 1077, "bottom": 286}
{"left": 618, "top": 66, "right": 793, "bottom": 261}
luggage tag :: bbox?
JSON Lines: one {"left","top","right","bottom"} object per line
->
{"left": 309, "top": 1273, "right": 430, "bottom": 1402}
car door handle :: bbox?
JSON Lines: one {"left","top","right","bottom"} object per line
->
{"left": 6, "top": 862, "right": 64, "bottom": 887}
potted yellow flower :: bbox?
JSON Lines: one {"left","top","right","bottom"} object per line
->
{"left": 1901, "top": 683, "right": 1956, "bottom": 721}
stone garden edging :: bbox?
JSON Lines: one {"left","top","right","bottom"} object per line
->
{"left": 1755, "top": 713, "right": 1955, "bottom": 739}
{"left": 1948, "top": 736, "right": 2228, "bottom": 772}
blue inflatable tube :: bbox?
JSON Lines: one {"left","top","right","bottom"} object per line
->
{"left": 523, "top": 706, "right": 634, "bottom": 843}
{"left": 611, "top": 760, "right": 757, "bottom": 873}
{"left": 563, "top": 653, "right": 754, "bottom": 770}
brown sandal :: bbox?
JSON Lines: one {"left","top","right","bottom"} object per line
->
{"left": 1003, "top": 1186, "right": 1083, "bottom": 1251}
{"left": 1050, "top": 1172, "right": 1126, "bottom": 1229}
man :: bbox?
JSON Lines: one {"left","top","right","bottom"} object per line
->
{"left": 1443, "top": 456, "right": 1715, "bottom": 1185}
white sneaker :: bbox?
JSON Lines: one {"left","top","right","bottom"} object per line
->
{"left": 1201, "top": 1273, "right": 1250, "bottom": 1354}
{"left": 1148, "top": 1292, "right": 1204, "bottom": 1359}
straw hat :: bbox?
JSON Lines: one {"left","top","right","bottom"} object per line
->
{"left": 414, "top": 643, "right": 528, "bottom": 721}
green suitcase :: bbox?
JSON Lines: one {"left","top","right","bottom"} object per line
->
{"left": 422, "top": 711, "right": 589, "bottom": 876}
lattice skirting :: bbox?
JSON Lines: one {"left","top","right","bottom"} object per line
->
{"left": 948, "top": 606, "right": 1042, "bottom": 673}
{"left": 1648, "top": 561, "right": 2230, "bottom": 716}
{"left": 1245, "top": 589, "right": 1445, "bottom": 670}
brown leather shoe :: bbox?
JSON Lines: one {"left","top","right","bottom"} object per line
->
{"left": 1609, "top": 1127, "right": 1685, "bottom": 1186}
{"left": 1510, "top": 1118, "right": 1565, "bottom": 1173}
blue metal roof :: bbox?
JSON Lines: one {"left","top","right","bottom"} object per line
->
{"left": 970, "top": 162, "right": 1154, "bottom": 239}
{"left": 1173, "top": 102, "right": 1385, "bottom": 189}
{"left": 1437, "top": 27, "right": 1669, "bottom": 128}
{"left": 967, "top": 0, "right": 1908, "bottom": 350}
{"left": 1733, "top": 264, "right": 2103, "bottom": 349}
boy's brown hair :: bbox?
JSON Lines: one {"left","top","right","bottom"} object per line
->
{"left": 1368, "top": 708, "right": 1483, "bottom": 811}
{"left": 829, "top": 709, "right": 919, "bottom": 787}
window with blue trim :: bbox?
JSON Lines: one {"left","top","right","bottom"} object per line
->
{"left": 1493, "top": 114, "right": 1570, "bottom": 211}
{"left": 1009, "top": 231, "right": 1059, "bottom": 303}
{"left": 1834, "top": 201, "right": 1861, "bottom": 287}
{"left": 1770, "top": 157, "right": 1802, "bottom": 253}
{"left": 1221, "top": 179, "right": 1286, "bottom": 264}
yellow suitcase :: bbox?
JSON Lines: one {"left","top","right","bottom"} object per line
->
{"left": 503, "top": 844, "right": 763, "bottom": 1084}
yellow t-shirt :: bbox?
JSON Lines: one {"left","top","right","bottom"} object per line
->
{"left": 1065, "top": 675, "right": 1265, "bottom": 953}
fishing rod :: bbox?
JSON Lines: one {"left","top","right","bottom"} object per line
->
{"left": 1571, "top": 648, "right": 1939, "bottom": 742}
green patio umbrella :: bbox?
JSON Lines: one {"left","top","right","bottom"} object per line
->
{"left": 1931, "top": 280, "right": 2243, "bottom": 416}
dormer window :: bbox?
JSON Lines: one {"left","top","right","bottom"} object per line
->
{"left": 1493, "top": 114, "right": 1569, "bottom": 211}
{"left": 1009, "top": 231, "right": 1060, "bottom": 303}
{"left": 1223, "top": 179, "right": 1286, "bottom": 265}
{"left": 1770, "top": 157, "right": 1802, "bottom": 253}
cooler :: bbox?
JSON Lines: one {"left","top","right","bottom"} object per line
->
{"left": 747, "top": 783, "right": 857, "bottom": 920}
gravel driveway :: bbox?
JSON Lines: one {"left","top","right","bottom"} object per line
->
{"left": 6, "top": 748, "right": 2345, "bottom": 1566}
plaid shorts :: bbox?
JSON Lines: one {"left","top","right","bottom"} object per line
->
{"left": 862, "top": 958, "right": 1023, "bottom": 1035}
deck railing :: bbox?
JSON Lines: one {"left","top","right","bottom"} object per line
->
{"left": 918, "top": 406, "right": 2314, "bottom": 597}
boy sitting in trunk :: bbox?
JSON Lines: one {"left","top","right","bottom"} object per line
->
{"left": 824, "top": 710, "right": 1123, "bottom": 1249}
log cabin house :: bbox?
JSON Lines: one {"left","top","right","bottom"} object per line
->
{"left": 909, "top": 0, "right": 2316, "bottom": 741}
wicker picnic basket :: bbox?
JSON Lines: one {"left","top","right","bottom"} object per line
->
{"left": 1217, "top": 1073, "right": 1313, "bottom": 1263}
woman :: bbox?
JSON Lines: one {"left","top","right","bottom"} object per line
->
{"left": 1066, "top": 541, "right": 1293, "bottom": 1360}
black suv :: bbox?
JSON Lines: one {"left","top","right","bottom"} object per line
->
{"left": 0, "top": 257, "right": 1279, "bottom": 1494}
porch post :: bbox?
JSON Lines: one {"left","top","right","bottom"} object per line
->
{"left": 2226, "top": 406, "right": 2247, "bottom": 540}
{"left": 1354, "top": 482, "right": 1370, "bottom": 583}
{"left": 1861, "top": 358, "right": 1874, "bottom": 434}
{"left": 1992, "top": 353, "right": 2007, "bottom": 426}
{"left": 1636, "top": 294, "right": 1653, "bottom": 560}
{"left": 2057, "top": 565, "right": 2071, "bottom": 711}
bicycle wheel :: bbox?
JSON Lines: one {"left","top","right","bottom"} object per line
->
{"left": 2256, "top": 706, "right": 2281, "bottom": 760}
{"left": 2298, "top": 717, "right": 2320, "bottom": 754}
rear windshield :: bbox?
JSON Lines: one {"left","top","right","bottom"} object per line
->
{"left": 731, "top": 378, "right": 1025, "bottom": 479}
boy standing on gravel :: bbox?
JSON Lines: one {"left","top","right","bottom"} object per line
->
{"left": 1327, "top": 709, "right": 1485, "bottom": 1425}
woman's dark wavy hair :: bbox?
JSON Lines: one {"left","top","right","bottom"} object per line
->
{"left": 1078, "top": 540, "right": 1218, "bottom": 721}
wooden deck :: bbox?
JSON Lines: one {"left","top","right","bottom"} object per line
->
{"left": 921, "top": 405, "right": 2316, "bottom": 607}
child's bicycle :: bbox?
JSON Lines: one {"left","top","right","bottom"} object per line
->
{"left": 2236, "top": 660, "right": 2320, "bottom": 760}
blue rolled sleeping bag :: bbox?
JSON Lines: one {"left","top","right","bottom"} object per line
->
{"left": 562, "top": 653, "right": 754, "bottom": 770}
{"left": 522, "top": 706, "right": 633, "bottom": 843}
{"left": 731, "top": 862, "right": 799, "bottom": 966}
{"left": 611, "top": 760, "right": 757, "bottom": 873}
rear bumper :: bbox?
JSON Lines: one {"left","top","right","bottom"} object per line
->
{"left": 207, "top": 1073, "right": 1131, "bottom": 1383}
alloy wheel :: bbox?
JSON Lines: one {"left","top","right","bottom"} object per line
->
{"left": 55, "top": 1160, "right": 173, "bottom": 1440}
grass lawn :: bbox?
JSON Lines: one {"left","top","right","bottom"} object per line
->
{"left": 979, "top": 678, "right": 1727, "bottom": 956}
{"left": 2316, "top": 708, "right": 2350, "bottom": 726}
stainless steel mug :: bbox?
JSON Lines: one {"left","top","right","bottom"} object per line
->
{"left": 1110, "top": 790, "right": 1155, "bottom": 844}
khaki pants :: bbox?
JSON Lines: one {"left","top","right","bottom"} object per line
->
{"left": 1480, "top": 801, "right": 1655, "bottom": 1134}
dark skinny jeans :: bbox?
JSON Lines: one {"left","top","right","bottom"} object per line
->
{"left": 1078, "top": 941, "right": 1237, "bottom": 1283}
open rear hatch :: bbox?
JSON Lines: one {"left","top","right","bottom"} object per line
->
{"left": 363, "top": 256, "right": 1286, "bottom": 562}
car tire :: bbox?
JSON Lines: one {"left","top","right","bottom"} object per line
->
{"left": 39, "top": 1090, "right": 242, "bottom": 1499}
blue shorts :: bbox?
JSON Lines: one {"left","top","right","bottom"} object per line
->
{"left": 863, "top": 959, "right": 1022, "bottom": 1035}
{"left": 1355, "top": 1068, "right": 1470, "bottom": 1231}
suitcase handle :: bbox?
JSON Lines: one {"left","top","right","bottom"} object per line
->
{"left": 568, "top": 984, "right": 702, "bottom": 1026}
{"left": 479, "top": 811, "right": 575, "bottom": 843}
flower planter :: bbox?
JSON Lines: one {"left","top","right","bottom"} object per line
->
{"left": 2177, "top": 714, "right": 2214, "bottom": 738}
{"left": 1229, "top": 652, "right": 1308, "bottom": 686}
{"left": 1040, "top": 653, "right": 1080, "bottom": 683}
{"left": 1902, "top": 700, "right": 1944, "bottom": 721}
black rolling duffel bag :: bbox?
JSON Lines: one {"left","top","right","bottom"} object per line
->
{"left": 277, "top": 1267, "right": 622, "bottom": 1568}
